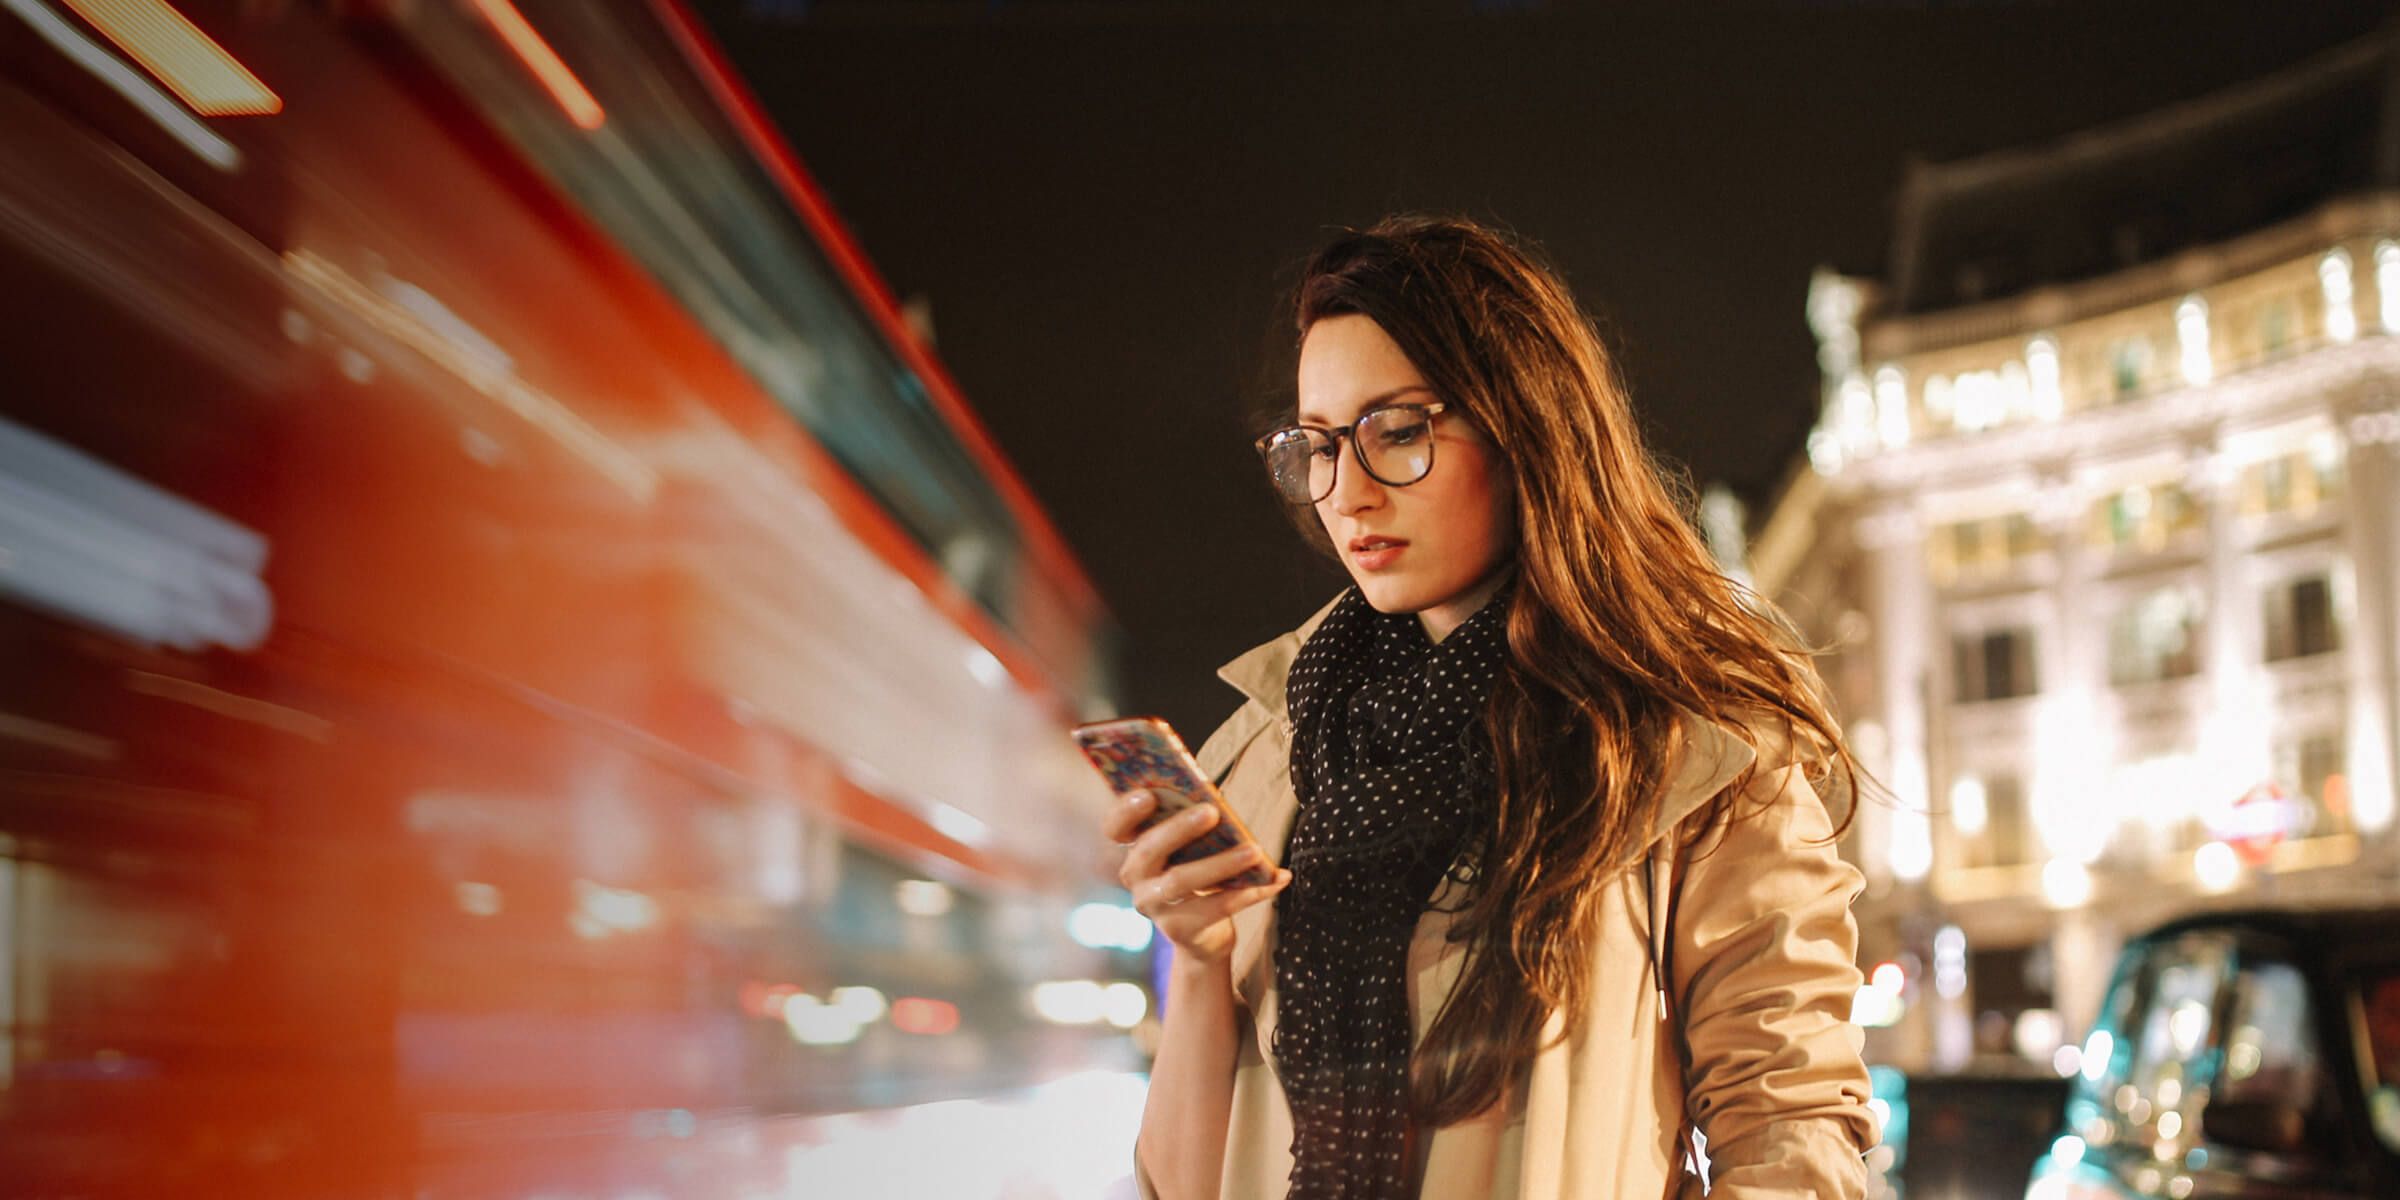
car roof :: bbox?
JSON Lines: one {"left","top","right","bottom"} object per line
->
{"left": 2135, "top": 904, "right": 2400, "bottom": 958}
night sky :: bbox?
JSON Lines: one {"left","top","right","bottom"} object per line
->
{"left": 692, "top": 0, "right": 2391, "bottom": 736}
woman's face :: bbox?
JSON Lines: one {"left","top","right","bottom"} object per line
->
{"left": 1296, "top": 314, "right": 1515, "bottom": 640}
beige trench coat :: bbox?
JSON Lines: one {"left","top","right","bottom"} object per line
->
{"left": 1137, "top": 601, "right": 1876, "bottom": 1199}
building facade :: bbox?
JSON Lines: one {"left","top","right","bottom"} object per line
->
{"left": 1755, "top": 36, "right": 2400, "bottom": 1074}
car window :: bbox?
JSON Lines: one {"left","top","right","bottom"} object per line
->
{"left": 2359, "top": 968, "right": 2400, "bottom": 1154}
{"left": 2080, "top": 934, "right": 2229, "bottom": 1156}
{"left": 2216, "top": 958, "right": 2321, "bottom": 1114}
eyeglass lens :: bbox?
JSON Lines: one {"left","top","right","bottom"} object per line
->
{"left": 1262, "top": 407, "right": 1438, "bottom": 503}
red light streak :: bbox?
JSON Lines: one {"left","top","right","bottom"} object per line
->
{"left": 465, "top": 0, "right": 604, "bottom": 131}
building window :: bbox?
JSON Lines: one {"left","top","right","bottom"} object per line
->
{"left": 2319, "top": 247, "right": 2358, "bottom": 344}
{"left": 1946, "top": 366, "right": 2030, "bottom": 433}
{"left": 1967, "top": 942, "right": 2055, "bottom": 1049}
{"left": 2110, "top": 337, "right": 2152, "bottom": 398}
{"left": 1873, "top": 365, "right": 1910, "bottom": 449}
{"left": 2026, "top": 334, "right": 2063, "bottom": 419}
{"left": 1985, "top": 774, "right": 2029, "bottom": 866}
{"left": 1930, "top": 512, "right": 2047, "bottom": 585}
{"left": 2259, "top": 300, "right": 2293, "bottom": 356}
{"left": 2177, "top": 294, "right": 2213, "bottom": 385}
{"left": 2238, "top": 443, "right": 2346, "bottom": 521}
{"left": 2273, "top": 731, "right": 2351, "bottom": 839}
{"left": 1953, "top": 627, "right": 2039, "bottom": 703}
{"left": 2378, "top": 241, "right": 2400, "bottom": 334}
{"left": 1948, "top": 772, "right": 2030, "bottom": 868}
{"left": 2262, "top": 573, "right": 2341, "bottom": 662}
{"left": 1835, "top": 372, "right": 1876, "bottom": 456}
{"left": 2089, "top": 481, "right": 2201, "bottom": 553}
{"left": 2112, "top": 751, "right": 2208, "bottom": 856}
{"left": 2109, "top": 588, "right": 2203, "bottom": 686}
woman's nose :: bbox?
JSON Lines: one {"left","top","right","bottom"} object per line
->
{"left": 1325, "top": 444, "right": 1385, "bottom": 515}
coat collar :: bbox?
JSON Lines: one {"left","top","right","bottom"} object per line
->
{"left": 1215, "top": 594, "right": 1760, "bottom": 841}
{"left": 1214, "top": 594, "right": 1343, "bottom": 722}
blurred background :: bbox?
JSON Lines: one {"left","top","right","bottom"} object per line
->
{"left": 1, "top": 1, "right": 2397, "bottom": 1197}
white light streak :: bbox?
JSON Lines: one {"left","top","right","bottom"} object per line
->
{"left": 0, "top": 0, "right": 240, "bottom": 170}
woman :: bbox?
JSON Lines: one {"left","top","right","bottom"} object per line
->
{"left": 1103, "top": 215, "right": 1875, "bottom": 1199}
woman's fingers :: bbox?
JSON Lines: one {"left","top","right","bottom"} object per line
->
{"left": 1097, "top": 789, "right": 1155, "bottom": 844}
{"left": 1101, "top": 793, "right": 1291, "bottom": 959}
{"left": 1148, "top": 869, "right": 1292, "bottom": 935}
{"left": 1116, "top": 802, "right": 1220, "bottom": 888}
{"left": 1132, "top": 839, "right": 1271, "bottom": 915}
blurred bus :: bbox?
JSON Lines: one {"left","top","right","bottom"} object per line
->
{"left": 0, "top": 1, "right": 1133, "bottom": 1195}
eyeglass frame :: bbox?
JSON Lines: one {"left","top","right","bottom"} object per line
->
{"left": 1252, "top": 401, "right": 1451, "bottom": 504}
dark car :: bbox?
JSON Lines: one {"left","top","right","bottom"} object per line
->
{"left": 2023, "top": 907, "right": 2400, "bottom": 1199}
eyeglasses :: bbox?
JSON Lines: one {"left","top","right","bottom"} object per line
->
{"left": 1253, "top": 402, "right": 1449, "bottom": 505}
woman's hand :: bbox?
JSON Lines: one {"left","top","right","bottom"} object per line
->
{"left": 1104, "top": 791, "right": 1290, "bottom": 966}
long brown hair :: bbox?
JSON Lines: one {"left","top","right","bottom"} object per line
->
{"left": 1289, "top": 215, "right": 1863, "bottom": 1126}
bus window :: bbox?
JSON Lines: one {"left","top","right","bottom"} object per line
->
{"left": 374, "top": 2, "right": 1031, "bottom": 628}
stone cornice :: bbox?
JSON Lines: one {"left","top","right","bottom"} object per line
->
{"left": 1826, "top": 337, "right": 2400, "bottom": 497}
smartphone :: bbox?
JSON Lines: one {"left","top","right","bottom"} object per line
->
{"left": 1072, "top": 716, "right": 1277, "bottom": 890}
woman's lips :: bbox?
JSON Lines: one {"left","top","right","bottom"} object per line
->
{"left": 1349, "top": 537, "right": 1407, "bottom": 570}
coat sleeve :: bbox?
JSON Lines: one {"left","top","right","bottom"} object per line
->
{"left": 1670, "top": 760, "right": 1876, "bottom": 1199}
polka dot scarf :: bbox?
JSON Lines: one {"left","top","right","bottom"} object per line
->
{"left": 1273, "top": 583, "right": 1511, "bottom": 1199}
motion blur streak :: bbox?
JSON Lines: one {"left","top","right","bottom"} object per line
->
{"left": 780, "top": 1071, "right": 1148, "bottom": 1199}
{"left": 122, "top": 670, "right": 334, "bottom": 743}
{"left": 59, "top": 0, "right": 281, "bottom": 116}
{"left": 0, "top": 1, "right": 1130, "bottom": 1194}
{"left": 0, "top": 414, "right": 273, "bottom": 652}
{"left": 0, "top": 0, "right": 237, "bottom": 168}
{"left": 280, "top": 250, "right": 658, "bottom": 501}
{"left": 465, "top": 0, "right": 604, "bottom": 131}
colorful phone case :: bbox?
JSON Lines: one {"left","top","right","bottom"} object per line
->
{"left": 1073, "top": 716, "right": 1277, "bottom": 889}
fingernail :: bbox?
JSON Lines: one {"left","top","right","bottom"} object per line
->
{"left": 1125, "top": 790, "right": 1151, "bottom": 808}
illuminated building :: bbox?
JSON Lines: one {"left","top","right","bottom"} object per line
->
{"left": 1754, "top": 31, "right": 2400, "bottom": 1072}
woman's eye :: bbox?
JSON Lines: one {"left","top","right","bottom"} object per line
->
{"left": 1310, "top": 439, "right": 1340, "bottom": 460}
{"left": 1376, "top": 422, "right": 1427, "bottom": 446}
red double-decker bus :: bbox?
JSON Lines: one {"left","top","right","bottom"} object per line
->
{"left": 0, "top": 2, "right": 1135, "bottom": 1194}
